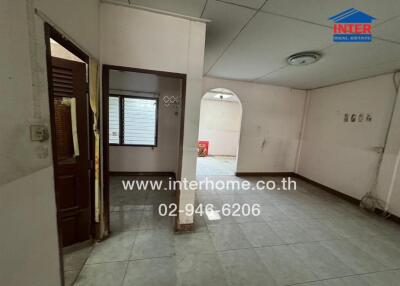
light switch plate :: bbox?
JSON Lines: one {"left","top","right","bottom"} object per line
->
{"left": 30, "top": 125, "right": 49, "bottom": 142}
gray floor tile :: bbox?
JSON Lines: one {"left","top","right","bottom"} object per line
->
{"left": 259, "top": 205, "right": 290, "bottom": 222}
{"left": 359, "top": 269, "right": 400, "bottom": 286}
{"left": 177, "top": 253, "right": 228, "bottom": 286}
{"left": 74, "top": 262, "right": 127, "bottom": 286}
{"left": 219, "top": 248, "right": 277, "bottom": 286}
{"left": 294, "top": 219, "right": 343, "bottom": 241}
{"left": 322, "top": 276, "right": 371, "bottom": 286}
{"left": 239, "top": 194, "right": 265, "bottom": 205}
{"left": 256, "top": 245, "right": 317, "bottom": 285}
{"left": 193, "top": 213, "right": 208, "bottom": 232}
{"left": 64, "top": 270, "right": 79, "bottom": 286}
{"left": 276, "top": 204, "right": 311, "bottom": 220}
{"left": 139, "top": 210, "right": 174, "bottom": 230}
{"left": 130, "top": 229, "right": 174, "bottom": 260}
{"left": 373, "top": 219, "right": 400, "bottom": 236}
{"left": 295, "top": 282, "right": 325, "bottom": 286}
{"left": 217, "top": 194, "right": 244, "bottom": 205}
{"left": 64, "top": 246, "right": 93, "bottom": 271}
{"left": 110, "top": 211, "right": 143, "bottom": 232}
{"left": 74, "top": 174, "right": 400, "bottom": 286}
{"left": 233, "top": 212, "right": 265, "bottom": 223}
{"left": 123, "top": 257, "right": 177, "bottom": 286}
{"left": 196, "top": 156, "right": 236, "bottom": 176}
{"left": 349, "top": 237, "right": 400, "bottom": 268}
{"left": 290, "top": 242, "right": 354, "bottom": 279}
{"left": 204, "top": 211, "right": 236, "bottom": 225}
{"left": 319, "top": 239, "right": 387, "bottom": 274}
{"left": 86, "top": 231, "right": 136, "bottom": 264}
{"left": 374, "top": 234, "right": 400, "bottom": 251}
{"left": 322, "top": 218, "right": 375, "bottom": 240}
{"left": 239, "top": 222, "right": 283, "bottom": 247}
{"left": 174, "top": 232, "right": 216, "bottom": 256}
{"left": 208, "top": 223, "right": 251, "bottom": 251}
{"left": 267, "top": 220, "right": 313, "bottom": 243}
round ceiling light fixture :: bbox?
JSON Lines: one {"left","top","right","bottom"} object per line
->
{"left": 214, "top": 93, "right": 232, "bottom": 100}
{"left": 287, "top": 51, "right": 322, "bottom": 66}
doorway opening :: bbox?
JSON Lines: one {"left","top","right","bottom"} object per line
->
{"left": 102, "top": 65, "right": 187, "bottom": 235}
{"left": 44, "top": 24, "right": 95, "bottom": 286}
{"left": 196, "top": 88, "right": 242, "bottom": 177}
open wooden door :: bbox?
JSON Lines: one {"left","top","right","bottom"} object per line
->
{"left": 49, "top": 57, "right": 91, "bottom": 247}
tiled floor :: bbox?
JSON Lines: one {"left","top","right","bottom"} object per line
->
{"left": 196, "top": 156, "right": 237, "bottom": 176}
{"left": 73, "top": 175, "right": 400, "bottom": 286}
{"left": 63, "top": 244, "right": 93, "bottom": 286}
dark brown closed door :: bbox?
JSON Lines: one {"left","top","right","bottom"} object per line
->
{"left": 50, "top": 57, "right": 91, "bottom": 247}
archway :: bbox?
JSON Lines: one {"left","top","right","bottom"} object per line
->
{"left": 196, "top": 88, "right": 243, "bottom": 177}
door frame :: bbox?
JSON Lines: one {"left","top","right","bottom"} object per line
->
{"left": 44, "top": 23, "right": 95, "bottom": 285}
{"left": 102, "top": 64, "right": 187, "bottom": 233}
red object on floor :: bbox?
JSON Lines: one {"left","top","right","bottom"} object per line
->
{"left": 198, "top": 141, "right": 209, "bottom": 157}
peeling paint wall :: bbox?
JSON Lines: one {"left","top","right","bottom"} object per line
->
{"left": 0, "top": 0, "right": 99, "bottom": 285}
{"left": 0, "top": 0, "right": 51, "bottom": 185}
{"left": 297, "top": 74, "right": 397, "bottom": 203}
{"left": 203, "top": 76, "right": 307, "bottom": 173}
{"left": 376, "top": 75, "right": 400, "bottom": 217}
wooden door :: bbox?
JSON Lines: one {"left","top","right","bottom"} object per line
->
{"left": 50, "top": 57, "right": 91, "bottom": 247}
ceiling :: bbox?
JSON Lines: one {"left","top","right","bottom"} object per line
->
{"left": 106, "top": 0, "right": 400, "bottom": 89}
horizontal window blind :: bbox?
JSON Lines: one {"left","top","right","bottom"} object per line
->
{"left": 123, "top": 98, "right": 157, "bottom": 146}
{"left": 109, "top": 96, "right": 120, "bottom": 144}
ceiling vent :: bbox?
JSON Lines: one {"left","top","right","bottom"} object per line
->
{"left": 287, "top": 51, "right": 322, "bottom": 66}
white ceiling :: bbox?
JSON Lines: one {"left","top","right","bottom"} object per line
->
{"left": 106, "top": 0, "right": 400, "bottom": 89}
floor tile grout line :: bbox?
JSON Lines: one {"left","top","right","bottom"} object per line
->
{"left": 93, "top": 175, "right": 400, "bottom": 285}
{"left": 116, "top": 211, "right": 140, "bottom": 286}
{"left": 69, "top": 246, "right": 95, "bottom": 285}
{"left": 288, "top": 266, "right": 400, "bottom": 286}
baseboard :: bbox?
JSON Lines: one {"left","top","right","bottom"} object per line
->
{"left": 109, "top": 171, "right": 176, "bottom": 179}
{"left": 175, "top": 222, "right": 194, "bottom": 232}
{"left": 236, "top": 171, "right": 358, "bottom": 205}
{"left": 235, "top": 172, "right": 296, "bottom": 177}
{"left": 374, "top": 208, "right": 400, "bottom": 224}
{"left": 292, "top": 173, "right": 360, "bottom": 205}
{"left": 236, "top": 171, "right": 400, "bottom": 225}
{"left": 63, "top": 240, "right": 93, "bottom": 254}
{"left": 293, "top": 174, "right": 400, "bottom": 225}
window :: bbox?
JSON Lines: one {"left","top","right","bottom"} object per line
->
{"left": 109, "top": 96, "right": 158, "bottom": 146}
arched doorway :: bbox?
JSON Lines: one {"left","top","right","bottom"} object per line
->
{"left": 196, "top": 88, "right": 243, "bottom": 177}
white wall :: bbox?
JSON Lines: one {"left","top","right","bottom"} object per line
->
{"left": 35, "top": 0, "right": 100, "bottom": 58}
{"left": 0, "top": 167, "right": 60, "bottom": 286}
{"left": 198, "top": 99, "right": 241, "bottom": 156}
{"left": 203, "top": 77, "right": 307, "bottom": 173}
{"left": 0, "top": 1, "right": 99, "bottom": 285}
{"left": 101, "top": 3, "right": 206, "bottom": 224}
{"left": 100, "top": 3, "right": 190, "bottom": 73}
{"left": 376, "top": 75, "right": 400, "bottom": 217}
{"left": 297, "top": 74, "right": 397, "bottom": 205}
{"left": 108, "top": 71, "right": 182, "bottom": 174}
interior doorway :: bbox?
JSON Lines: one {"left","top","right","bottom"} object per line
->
{"left": 196, "top": 88, "right": 242, "bottom": 177}
{"left": 44, "top": 23, "right": 94, "bottom": 286}
{"left": 102, "top": 65, "right": 187, "bottom": 234}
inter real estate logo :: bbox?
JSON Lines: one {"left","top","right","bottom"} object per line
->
{"left": 329, "top": 8, "right": 376, "bottom": 42}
